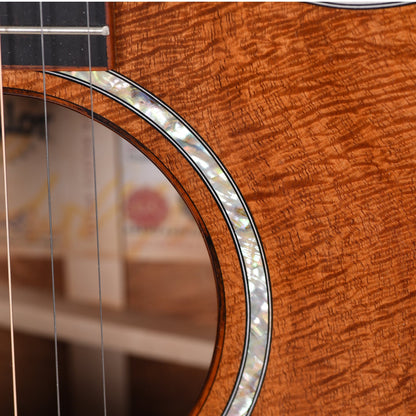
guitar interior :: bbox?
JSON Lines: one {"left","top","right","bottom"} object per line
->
{"left": 0, "top": 95, "right": 217, "bottom": 415}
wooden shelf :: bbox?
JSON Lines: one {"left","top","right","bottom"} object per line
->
{"left": 0, "top": 284, "right": 215, "bottom": 369}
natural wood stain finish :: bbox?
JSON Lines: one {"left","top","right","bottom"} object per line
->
{"left": 3, "top": 2, "right": 416, "bottom": 415}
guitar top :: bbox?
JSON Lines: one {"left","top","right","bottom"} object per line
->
{"left": 3, "top": 2, "right": 416, "bottom": 415}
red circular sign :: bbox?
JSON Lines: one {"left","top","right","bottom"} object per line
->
{"left": 126, "top": 188, "right": 169, "bottom": 228}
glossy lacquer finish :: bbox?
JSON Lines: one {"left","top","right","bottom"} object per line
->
{"left": 54, "top": 70, "right": 271, "bottom": 416}
{"left": 3, "top": 3, "right": 416, "bottom": 415}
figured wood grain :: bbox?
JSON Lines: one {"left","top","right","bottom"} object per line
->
{"left": 3, "top": 2, "right": 416, "bottom": 415}
{"left": 3, "top": 69, "right": 245, "bottom": 414}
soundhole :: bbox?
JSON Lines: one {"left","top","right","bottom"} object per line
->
{"left": 0, "top": 95, "right": 217, "bottom": 415}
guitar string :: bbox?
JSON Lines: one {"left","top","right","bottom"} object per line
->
{"left": 0, "top": 36, "right": 19, "bottom": 416}
{"left": 86, "top": 3, "right": 108, "bottom": 415}
{"left": 39, "top": 3, "right": 62, "bottom": 415}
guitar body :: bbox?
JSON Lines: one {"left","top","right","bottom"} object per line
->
{"left": 3, "top": 2, "right": 416, "bottom": 415}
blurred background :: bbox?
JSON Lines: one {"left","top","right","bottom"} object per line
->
{"left": 0, "top": 95, "right": 217, "bottom": 416}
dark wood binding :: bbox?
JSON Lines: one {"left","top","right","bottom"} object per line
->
{"left": 3, "top": 3, "right": 416, "bottom": 415}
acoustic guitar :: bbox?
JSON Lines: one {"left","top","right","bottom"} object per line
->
{"left": 1, "top": 2, "right": 416, "bottom": 415}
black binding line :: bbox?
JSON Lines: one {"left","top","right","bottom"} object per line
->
{"left": 48, "top": 69, "right": 273, "bottom": 416}
{"left": 310, "top": 1, "right": 412, "bottom": 9}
